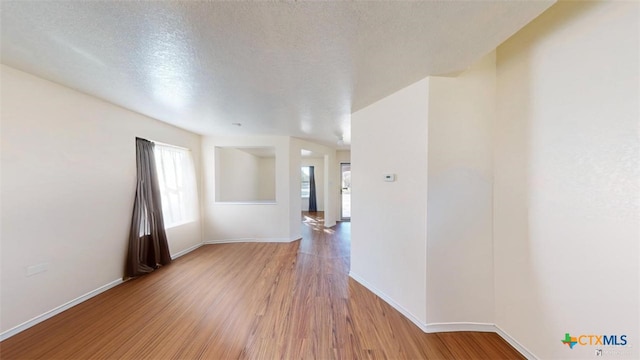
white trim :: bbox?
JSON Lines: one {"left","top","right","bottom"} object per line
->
{"left": 425, "top": 322, "right": 496, "bottom": 333}
{"left": 0, "top": 261, "right": 536, "bottom": 360}
{"left": 347, "top": 272, "right": 534, "bottom": 359}
{"left": 0, "top": 278, "right": 123, "bottom": 341}
{"left": 164, "top": 220, "right": 198, "bottom": 230}
{"left": 349, "top": 271, "right": 428, "bottom": 332}
{"left": 494, "top": 324, "right": 539, "bottom": 360}
{"left": 171, "top": 243, "right": 203, "bottom": 260}
{"left": 427, "top": 323, "right": 537, "bottom": 359}
{"left": 149, "top": 139, "right": 191, "bottom": 151}
{"left": 0, "top": 242, "right": 203, "bottom": 341}
{"left": 204, "top": 238, "right": 254, "bottom": 244}
{"left": 204, "top": 236, "right": 300, "bottom": 245}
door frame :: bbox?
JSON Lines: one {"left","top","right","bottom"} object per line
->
{"left": 340, "top": 162, "right": 351, "bottom": 221}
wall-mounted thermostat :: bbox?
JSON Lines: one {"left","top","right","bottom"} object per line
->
{"left": 384, "top": 174, "right": 396, "bottom": 182}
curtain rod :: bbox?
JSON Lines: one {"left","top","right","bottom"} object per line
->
{"left": 149, "top": 139, "right": 191, "bottom": 151}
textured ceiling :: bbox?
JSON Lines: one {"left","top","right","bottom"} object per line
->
{"left": 1, "top": 1, "right": 554, "bottom": 148}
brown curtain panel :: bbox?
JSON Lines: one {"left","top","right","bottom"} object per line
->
{"left": 126, "top": 138, "right": 171, "bottom": 277}
{"left": 308, "top": 166, "right": 317, "bottom": 212}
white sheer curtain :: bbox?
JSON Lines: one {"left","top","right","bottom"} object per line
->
{"left": 153, "top": 144, "right": 198, "bottom": 228}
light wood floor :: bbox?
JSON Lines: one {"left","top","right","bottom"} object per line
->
{"left": 1, "top": 212, "right": 524, "bottom": 359}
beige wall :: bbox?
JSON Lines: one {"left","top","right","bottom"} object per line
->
{"left": 350, "top": 4, "right": 639, "bottom": 358}
{"left": 257, "top": 157, "right": 276, "bottom": 201}
{"left": 426, "top": 52, "right": 495, "bottom": 326}
{"left": 351, "top": 55, "right": 498, "bottom": 331}
{"left": 203, "top": 135, "right": 338, "bottom": 245}
{"left": 0, "top": 65, "right": 203, "bottom": 335}
{"left": 336, "top": 150, "right": 351, "bottom": 164}
{"left": 203, "top": 135, "right": 294, "bottom": 243}
{"left": 215, "top": 147, "right": 275, "bottom": 202}
{"left": 5, "top": 4, "right": 637, "bottom": 357}
{"left": 351, "top": 78, "right": 429, "bottom": 329}
{"left": 494, "top": 1, "right": 639, "bottom": 358}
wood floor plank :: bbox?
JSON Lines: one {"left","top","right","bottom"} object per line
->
{"left": 1, "top": 212, "right": 524, "bottom": 359}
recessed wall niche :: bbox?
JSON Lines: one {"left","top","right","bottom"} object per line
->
{"left": 214, "top": 146, "right": 276, "bottom": 203}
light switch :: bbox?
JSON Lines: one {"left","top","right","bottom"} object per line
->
{"left": 384, "top": 174, "right": 396, "bottom": 182}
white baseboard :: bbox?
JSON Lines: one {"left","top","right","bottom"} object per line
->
{"left": 349, "top": 271, "right": 428, "bottom": 332}
{"left": 0, "top": 278, "right": 123, "bottom": 341}
{"left": 171, "top": 243, "right": 203, "bottom": 260}
{"left": 348, "top": 272, "right": 536, "bottom": 360}
{"left": 204, "top": 237, "right": 300, "bottom": 244}
{"left": 494, "top": 324, "right": 539, "bottom": 360}
{"left": 0, "top": 256, "right": 535, "bottom": 360}
{"left": 425, "top": 322, "right": 496, "bottom": 333}
{"left": 427, "top": 323, "right": 537, "bottom": 359}
{"left": 324, "top": 221, "right": 337, "bottom": 228}
{"left": 0, "top": 243, "right": 203, "bottom": 341}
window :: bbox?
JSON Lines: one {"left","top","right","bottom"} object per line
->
{"left": 301, "top": 166, "right": 310, "bottom": 198}
{"left": 154, "top": 143, "right": 198, "bottom": 228}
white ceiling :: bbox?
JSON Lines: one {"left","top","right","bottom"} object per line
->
{"left": 1, "top": 1, "right": 554, "bottom": 149}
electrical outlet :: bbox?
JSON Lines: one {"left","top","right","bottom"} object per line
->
{"left": 26, "top": 263, "right": 48, "bottom": 277}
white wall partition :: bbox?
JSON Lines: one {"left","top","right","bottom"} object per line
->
{"left": 426, "top": 52, "right": 495, "bottom": 326}
{"left": 351, "top": 78, "right": 430, "bottom": 329}
{"left": 351, "top": 56, "right": 498, "bottom": 331}
{"left": 203, "top": 135, "right": 295, "bottom": 243}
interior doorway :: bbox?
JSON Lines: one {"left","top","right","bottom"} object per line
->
{"left": 340, "top": 163, "right": 351, "bottom": 221}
